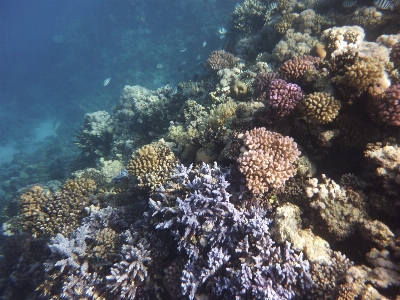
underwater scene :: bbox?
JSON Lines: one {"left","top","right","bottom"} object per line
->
{"left": 1, "top": 0, "right": 400, "bottom": 298}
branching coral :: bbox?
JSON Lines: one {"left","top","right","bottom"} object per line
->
{"left": 269, "top": 79, "right": 303, "bottom": 117}
{"left": 253, "top": 72, "right": 278, "bottom": 102}
{"left": 238, "top": 128, "right": 301, "bottom": 194}
{"left": 19, "top": 178, "right": 96, "bottom": 238}
{"left": 302, "top": 92, "right": 341, "bottom": 124}
{"left": 127, "top": 140, "right": 179, "bottom": 189}
{"left": 231, "top": 0, "right": 268, "bottom": 35}
{"left": 333, "top": 56, "right": 390, "bottom": 96}
{"left": 206, "top": 50, "right": 237, "bottom": 73}
{"left": 390, "top": 41, "right": 400, "bottom": 69}
{"left": 370, "top": 84, "right": 400, "bottom": 125}
{"left": 279, "top": 55, "right": 320, "bottom": 83}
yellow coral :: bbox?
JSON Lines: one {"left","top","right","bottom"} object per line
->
{"left": 303, "top": 92, "right": 341, "bottom": 124}
{"left": 230, "top": 81, "right": 248, "bottom": 99}
{"left": 127, "top": 140, "right": 178, "bottom": 189}
{"left": 333, "top": 56, "right": 390, "bottom": 96}
{"left": 275, "top": 13, "right": 298, "bottom": 34}
{"left": 208, "top": 99, "right": 238, "bottom": 129}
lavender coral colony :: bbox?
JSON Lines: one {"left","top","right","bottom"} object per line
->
{"left": 2, "top": 1, "right": 400, "bottom": 299}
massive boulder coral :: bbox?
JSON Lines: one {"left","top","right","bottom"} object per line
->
{"left": 370, "top": 84, "right": 400, "bottom": 125}
{"left": 302, "top": 92, "right": 341, "bottom": 124}
{"left": 269, "top": 79, "right": 303, "bottom": 117}
{"left": 238, "top": 127, "right": 301, "bottom": 194}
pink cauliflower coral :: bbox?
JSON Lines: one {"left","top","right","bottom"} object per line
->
{"left": 269, "top": 79, "right": 303, "bottom": 117}
{"left": 238, "top": 127, "right": 301, "bottom": 194}
{"left": 371, "top": 84, "right": 400, "bottom": 126}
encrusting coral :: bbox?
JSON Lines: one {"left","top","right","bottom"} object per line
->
{"left": 302, "top": 92, "right": 341, "bottom": 124}
{"left": 238, "top": 127, "right": 301, "bottom": 194}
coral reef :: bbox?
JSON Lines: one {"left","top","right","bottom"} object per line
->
{"left": 370, "top": 84, "right": 400, "bottom": 125}
{"left": 302, "top": 92, "right": 341, "bottom": 124}
{"left": 253, "top": 72, "right": 278, "bottom": 102}
{"left": 279, "top": 55, "right": 320, "bottom": 83}
{"left": 206, "top": 50, "right": 237, "bottom": 73}
{"left": 127, "top": 140, "right": 178, "bottom": 189}
{"left": 390, "top": 41, "right": 400, "bottom": 69}
{"left": 238, "top": 128, "right": 301, "bottom": 194}
{"left": 269, "top": 79, "right": 303, "bottom": 117}
{"left": 272, "top": 30, "right": 318, "bottom": 62}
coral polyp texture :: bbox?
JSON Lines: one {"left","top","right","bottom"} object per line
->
{"left": 302, "top": 92, "right": 341, "bottom": 124}
{"left": 279, "top": 55, "right": 320, "bottom": 83}
{"left": 238, "top": 127, "right": 301, "bottom": 194}
{"left": 390, "top": 41, "right": 400, "bottom": 69}
{"left": 371, "top": 84, "right": 400, "bottom": 126}
{"left": 333, "top": 56, "right": 390, "bottom": 96}
{"left": 269, "top": 79, "right": 303, "bottom": 117}
{"left": 206, "top": 50, "right": 237, "bottom": 73}
{"left": 127, "top": 140, "right": 178, "bottom": 189}
{"left": 253, "top": 72, "right": 278, "bottom": 102}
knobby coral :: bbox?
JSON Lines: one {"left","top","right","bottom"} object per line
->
{"left": 302, "top": 92, "right": 341, "bottom": 124}
{"left": 238, "top": 128, "right": 301, "bottom": 194}
{"left": 269, "top": 79, "right": 303, "bottom": 117}
{"left": 279, "top": 55, "right": 320, "bottom": 83}
{"left": 370, "top": 84, "right": 400, "bottom": 126}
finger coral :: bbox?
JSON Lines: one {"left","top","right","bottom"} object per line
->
{"left": 127, "top": 140, "right": 179, "bottom": 189}
{"left": 333, "top": 56, "right": 390, "bottom": 96}
{"left": 206, "top": 50, "right": 237, "bottom": 73}
{"left": 302, "top": 92, "right": 341, "bottom": 124}
{"left": 253, "top": 72, "right": 278, "bottom": 102}
{"left": 279, "top": 55, "right": 320, "bottom": 83}
{"left": 269, "top": 79, "right": 303, "bottom": 117}
{"left": 370, "top": 84, "right": 400, "bottom": 126}
{"left": 390, "top": 41, "right": 400, "bottom": 69}
{"left": 238, "top": 128, "right": 301, "bottom": 194}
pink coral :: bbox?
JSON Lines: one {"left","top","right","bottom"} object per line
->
{"left": 253, "top": 72, "right": 278, "bottom": 102}
{"left": 269, "top": 79, "right": 303, "bottom": 117}
{"left": 371, "top": 84, "right": 400, "bottom": 126}
{"left": 238, "top": 128, "right": 301, "bottom": 194}
{"left": 279, "top": 55, "right": 320, "bottom": 83}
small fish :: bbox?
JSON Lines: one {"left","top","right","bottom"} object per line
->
{"left": 218, "top": 27, "right": 227, "bottom": 35}
{"left": 196, "top": 55, "right": 201, "bottom": 60}
{"left": 342, "top": 0, "right": 357, "bottom": 7}
{"left": 103, "top": 77, "right": 111, "bottom": 86}
{"left": 156, "top": 64, "right": 164, "bottom": 69}
{"left": 266, "top": 1, "right": 278, "bottom": 12}
{"left": 373, "top": 0, "right": 394, "bottom": 9}
{"left": 220, "top": 34, "right": 226, "bottom": 39}
{"left": 89, "top": 256, "right": 112, "bottom": 267}
{"left": 202, "top": 41, "right": 207, "bottom": 47}
{"left": 180, "top": 47, "right": 187, "bottom": 53}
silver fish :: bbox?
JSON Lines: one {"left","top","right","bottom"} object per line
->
{"left": 156, "top": 63, "right": 164, "bottom": 69}
{"left": 103, "top": 77, "right": 111, "bottom": 86}
{"left": 89, "top": 256, "right": 112, "bottom": 267}
{"left": 218, "top": 27, "right": 227, "bottom": 35}
{"left": 373, "top": 0, "right": 394, "bottom": 9}
{"left": 180, "top": 47, "right": 187, "bottom": 53}
{"left": 342, "top": 0, "right": 357, "bottom": 7}
{"left": 202, "top": 41, "right": 207, "bottom": 47}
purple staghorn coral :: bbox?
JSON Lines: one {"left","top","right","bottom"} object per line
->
{"left": 150, "top": 162, "right": 312, "bottom": 299}
{"left": 269, "top": 79, "right": 303, "bottom": 117}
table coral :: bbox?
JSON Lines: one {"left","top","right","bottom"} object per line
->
{"left": 302, "top": 92, "right": 341, "bottom": 124}
{"left": 269, "top": 79, "right": 303, "bottom": 117}
{"left": 370, "top": 84, "right": 400, "bottom": 125}
{"left": 238, "top": 127, "right": 301, "bottom": 194}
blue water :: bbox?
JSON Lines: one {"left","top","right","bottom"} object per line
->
{"left": 0, "top": 0, "right": 237, "bottom": 196}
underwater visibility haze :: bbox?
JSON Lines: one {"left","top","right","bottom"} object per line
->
{"left": 1, "top": 0, "right": 400, "bottom": 299}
